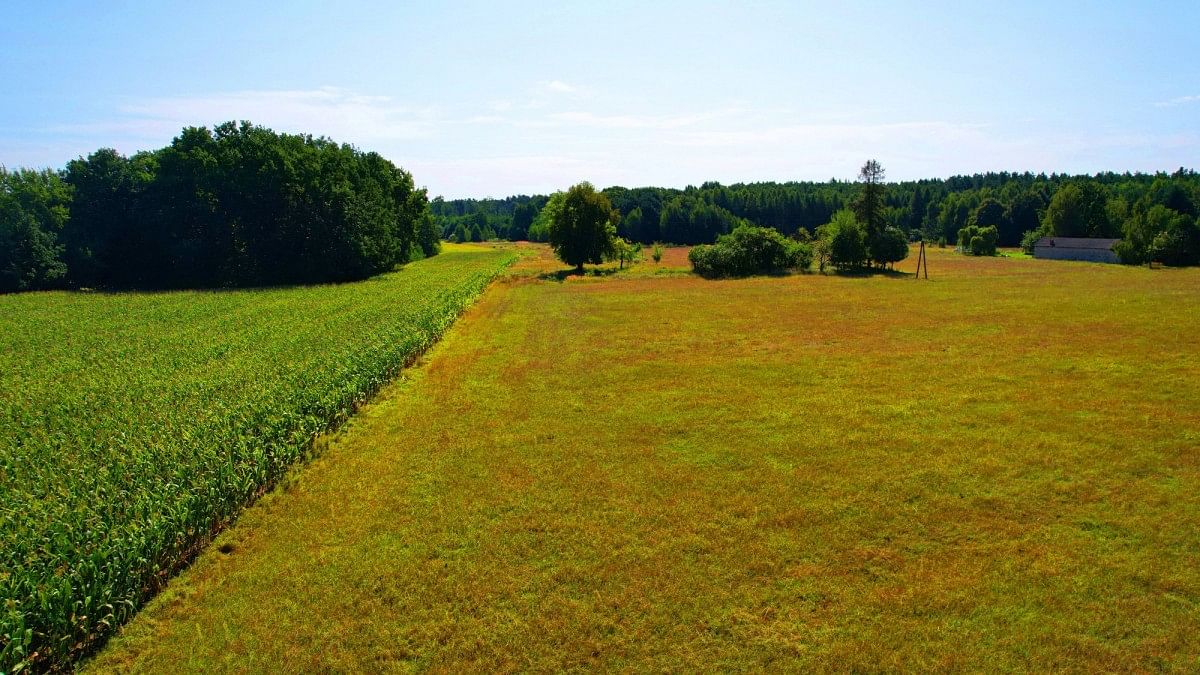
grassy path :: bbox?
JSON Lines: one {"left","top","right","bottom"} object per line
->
{"left": 89, "top": 248, "right": 1200, "bottom": 671}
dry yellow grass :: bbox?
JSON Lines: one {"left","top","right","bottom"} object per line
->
{"left": 88, "top": 245, "right": 1200, "bottom": 672}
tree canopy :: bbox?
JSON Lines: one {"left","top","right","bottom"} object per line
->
{"left": 818, "top": 209, "right": 869, "bottom": 270}
{"left": 548, "top": 182, "right": 618, "bottom": 273}
{"left": 1043, "top": 181, "right": 1117, "bottom": 239}
{"left": 0, "top": 121, "right": 433, "bottom": 292}
{"left": 0, "top": 168, "right": 71, "bottom": 292}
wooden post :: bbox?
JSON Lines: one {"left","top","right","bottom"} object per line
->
{"left": 914, "top": 240, "right": 928, "bottom": 280}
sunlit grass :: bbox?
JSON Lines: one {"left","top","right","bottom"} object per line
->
{"left": 89, "top": 245, "right": 1199, "bottom": 671}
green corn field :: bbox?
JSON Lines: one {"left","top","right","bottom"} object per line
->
{"left": 0, "top": 245, "right": 517, "bottom": 671}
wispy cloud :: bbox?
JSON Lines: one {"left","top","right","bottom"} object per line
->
{"left": 484, "top": 81, "right": 589, "bottom": 115}
{"left": 46, "top": 87, "right": 438, "bottom": 147}
{"left": 672, "top": 121, "right": 994, "bottom": 150}
{"left": 1153, "top": 94, "right": 1200, "bottom": 107}
{"left": 409, "top": 155, "right": 602, "bottom": 197}
{"left": 543, "top": 80, "right": 577, "bottom": 94}
{"left": 546, "top": 108, "right": 746, "bottom": 130}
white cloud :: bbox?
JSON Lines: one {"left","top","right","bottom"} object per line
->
{"left": 128, "top": 87, "right": 436, "bottom": 141}
{"left": 546, "top": 108, "right": 745, "bottom": 130}
{"left": 1153, "top": 94, "right": 1200, "bottom": 107}
{"left": 408, "top": 155, "right": 604, "bottom": 197}
{"left": 45, "top": 87, "right": 437, "bottom": 149}
{"left": 543, "top": 80, "right": 577, "bottom": 94}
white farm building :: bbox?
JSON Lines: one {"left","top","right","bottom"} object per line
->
{"left": 1033, "top": 237, "right": 1121, "bottom": 264}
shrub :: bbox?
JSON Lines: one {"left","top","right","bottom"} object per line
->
{"left": 814, "top": 237, "right": 831, "bottom": 273}
{"left": 688, "top": 224, "right": 808, "bottom": 278}
{"left": 1117, "top": 205, "right": 1199, "bottom": 266}
{"left": 1150, "top": 218, "right": 1200, "bottom": 266}
{"left": 817, "top": 210, "right": 868, "bottom": 270}
{"left": 1020, "top": 229, "right": 1043, "bottom": 255}
{"left": 793, "top": 240, "right": 815, "bottom": 270}
{"left": 651, "top": 242, "right": 664, "bottom": 263}
{"left": 958, "top": 224, "right": 998, "bottom": 256}
{"left": 688, "top": 243, "right": 727, "bottom": 277}
{"left": 610, "top": 237, "right": 642, "bottom": 269}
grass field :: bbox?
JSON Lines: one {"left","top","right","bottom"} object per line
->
{"left": 85, "top": 245, "right": 1200, "bottom": 671}
{"left": 0, "top": 244, "right": 516, "bottom": 671}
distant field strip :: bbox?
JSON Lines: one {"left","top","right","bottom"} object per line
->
{"left": 0, "top": 244, "right": 516, "bottom": 670}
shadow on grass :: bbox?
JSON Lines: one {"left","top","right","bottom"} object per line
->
{"left": 60, "top": 262, "right": 428, "bottom": 296}
{"left": 535, "top": 264, "right": 912, "bottom": 282}
{"left": 537, "top": 267, "right": 622, "bottom": 282}
{"left": 823, "top": 266, "right": 911, "bottom": 279}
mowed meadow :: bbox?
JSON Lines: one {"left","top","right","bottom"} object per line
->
{"left": 88, "top": 246, "right": 1200, "bottom": 672}
{"left": 0, "top": 244, "right": 516, "bottom": 670}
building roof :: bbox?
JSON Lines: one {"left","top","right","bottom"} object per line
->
{"left": 1034, "top": 237, "right": 1120, "bottom": 250}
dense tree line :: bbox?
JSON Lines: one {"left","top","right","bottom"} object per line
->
{"left": 430, "top": 194, "right": 547, "bottom": 243}
{"left": 1, "top": 121, "right": 437, "bottom": 292}
{"left": 432, "top": 169, "right": 1200, "bottom": 265}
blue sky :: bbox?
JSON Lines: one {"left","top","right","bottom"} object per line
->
{"left": 2, "top": 1, "right": 1197, "bottom": 197}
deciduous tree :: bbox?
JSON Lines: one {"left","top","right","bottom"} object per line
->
{"left": 0, "top": 168, "right": 71, "bottom": 291}
{"left": 1043, "top": 181, "right": 1115, "bottom": 238}
{"left": 548, "top": 182, "right": 618, "bottom": 273}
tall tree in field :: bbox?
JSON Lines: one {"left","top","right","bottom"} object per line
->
{"left": 549, "top": 182, "right": 618, "bottom": 273}
{"left": 853, "top": 159, "right": 888, "bottom": 266}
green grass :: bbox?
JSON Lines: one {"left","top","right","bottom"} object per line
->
{"left": 0, "top": 244, "right": 516, "bottom": 671}
{"left": 84, "top": 246, "right": 1200, "bottom": 671}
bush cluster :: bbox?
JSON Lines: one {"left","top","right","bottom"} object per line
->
{"left": 1111, "top": 204, "right": 1200, "bottom": 266}
{"left": 689, "top": 224, "right": 812, "bottom": 277}
{"left": 958, "top": 224, "right": 999, "bottom": 256}
{"left": 812, "top": 209, "right": 908, "bottom": 271}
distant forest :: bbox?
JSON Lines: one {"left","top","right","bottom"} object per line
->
{"left": 431, "top": 170, "right": 1200, "bottom": 262}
